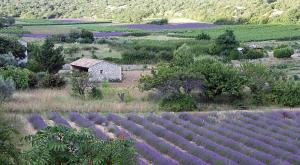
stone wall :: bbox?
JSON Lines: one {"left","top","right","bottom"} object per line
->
{"left": 88, "top": 61, "right": 122, "bottom": 82}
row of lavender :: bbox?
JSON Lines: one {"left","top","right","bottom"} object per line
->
{"left": 21, "top": 32, "right": 129, "bottom": 38}
{"left": 28, "top": 111, "right": 300, "bottom": 165}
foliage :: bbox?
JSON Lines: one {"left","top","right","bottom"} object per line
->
{"left": 40, "top": 74, "right": 66, "bottom": 88}
{"left": 160, "top": 93, "right": 197, "bottom": 112}
{"left": 229, "top": 49, "right": 241, "bottom": 60}
{"left": 0, "top": 66, "right": 30, "bottom": 89}
{"left": 240, "top": 63, "right": 283, "bottom": 104}
{"left": 71, "top": 71, "right": 92, "bottom": 97}
{"left": 196, "top": 33, "right": 211, "bottom": 40}
{"left": 1, "top": 0, "right": 300, "bottom": 24}
{"left": 0, "top": 54, "right": 17, "bottom": 67}
{"left": 173, "top": 44, "right": 194, "bottom": 66}
{"left": 29, "top": 39, "right": 65, "bottom": 74}
{"left": 0, "top": 76, "right": 15, "bottom": 102}
{"left": 0, "top": 114, "right": 20, "bottom": 164}
{"left": 273, "top": 46, "right": 294, "bottom": 58}
{"left": 214, "top": 30, "right": 239, "bottom": 56}
{"left": 243, "top": 49, "right": 266, "bottom": 59}
{"left": 190, "top": 58, "right": 246, "bottom": 99}
{"left": 148, "top": 19, "right": 168, "bottom": 25}
{"left": 0, "top": 17, "right": 15, "bottom": 28}
{"left": 28, "top": 72, "right": 38, "bottom": 88}
{"left": 121, "top": 49, "right": 156, "bottom": 64}
{"left": 23, "top": 125, "right": 136, "bottom": 165}
{"left": 79, "top": 29, "right": 94, "bottom": 43}
{"left": 271, "top": 81, "right": 300, "bottom": 107}
{"left": 88, "top": 86, "right": 103, "bottom": 100}
{"left": 0, "top": 36, "right": 27, "bottom": 60}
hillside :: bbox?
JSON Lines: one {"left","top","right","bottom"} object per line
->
{"left": 0, "top": 0, "right": 300, "bottom": 24}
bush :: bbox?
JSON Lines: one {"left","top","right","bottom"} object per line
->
{"left": 0, "top": 76, "right": 15, "bottom": 102}
{"left": 121, "top": 49, "right": 155, "bottom": 64}
{"left": 148, "top": 19, "right": 168, "bottom": 25}
{"left": 40, "top": 74, "right": 66, "bottom": 88}
{"left": 64, "top": 46, "right": 80, "bottom": 55}
{"left": 196, "top": 33, "right": 211, "bottom": 40}
{"left": 272, "top": 81, "right": 300, "bottom": 107}
{"left": 68, "top": 30, "right": 81, "bottom": 42}
{"left": 243, "top": 49, "right": 266, "bottom": 59}
{"left": 0, "top": 66, "right": 30, "bottom": 89}
{"left": 160, "top": 93, "right": 197, "bottom": 112}
{"left": 0, "top": 54, "right": 17, "bottom": 67}
{"left": 88, "top": 86, "right": 103, "bottom": 100}
{"left": 28, "top": 72, "right": 38, "bottom": 88}
{"left": 80, "top": 29, "right": 94, "bottom": 42}
{"left": 274, "top": 46, "right": 294, "bottom": 58}
{"left": 229, "top": 49, "right": 241, "bottom": 60}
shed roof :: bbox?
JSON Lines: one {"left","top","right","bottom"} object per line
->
{"left": 70, "top": 58, "right": 102, "bottom": 68}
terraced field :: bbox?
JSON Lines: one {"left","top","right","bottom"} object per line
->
{"left": 28, "top": 111, "right": 300, "bottom": 165}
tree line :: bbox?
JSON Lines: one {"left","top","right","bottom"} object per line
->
{"left": 0, "top": 0, "right": 300, "bottom": 24}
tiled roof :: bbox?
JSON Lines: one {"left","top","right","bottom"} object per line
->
{"left": 70, "top": 58, "right": 102, "bottom": 68}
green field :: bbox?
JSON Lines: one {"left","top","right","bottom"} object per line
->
{"left": 167, "top": 24, "right": 300, "bottom": 42}
{"left": 77, "top": 24, "right": 300, "bottom": 42}
{"left": 0, "top": 27, "right": 29, "bottom": 34}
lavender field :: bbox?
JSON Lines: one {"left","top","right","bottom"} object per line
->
{"left": 122, "top": 23, "right": 217, "bottom": 30}
{"left": 28, "top": 111, "right": 300, "bottom": 165}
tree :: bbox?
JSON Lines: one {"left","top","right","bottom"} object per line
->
{"left": 30, "top": 39, "right": 65, "bottom": 74}
{"left": 173, "top": 44, "right": 194, "bottom": 66}
{"left": 0, "top": 76, "right": 15, "bottom": 103}
{"left": 190, "top": 58, "right": 246, "bottom": 99}
{"left": 214, "top": 30, "right": 239, "bottom": 56}
{"left": 0, "top": 66, "right": 31, "bottom": 89}
{"left": 0, "top": 36, "right": 26, "bottom": 60}
{"left": 71, "top": 71, "right": 92, "bottom": 97}
{"left": 23, "top": 125, "right": 136, "bottom": 165}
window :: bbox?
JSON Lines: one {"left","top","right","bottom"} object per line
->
{"left": 100, "top": 70, "right": 103, "bottom": 74}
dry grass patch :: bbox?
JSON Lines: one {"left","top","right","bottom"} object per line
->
{"left": 2, "top": 88, "right": 158, "bottom": 113}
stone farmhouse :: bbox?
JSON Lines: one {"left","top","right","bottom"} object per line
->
{"left": 70, "top": 58, "right": 122, "bottom": 82}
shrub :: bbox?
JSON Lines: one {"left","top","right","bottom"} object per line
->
{"left": 64, "top": 46, "right": 80, "bottom": 55}
{"left": 214, "top": 30, "right": 239, "bottom": 56}
{"left": 160, "top": 93, "right": 197, "bottom": 112}
{"left": 0, "top": 66, "right": 30, "bottom": 89}
{"left": 0, "top": 76, "right": 15, "bottom": 102}
{"left": 148, "top": 19, "right": 168, "bottom": 25}
{"left": 28, "top": 72, "right": 38, "bottom": 88}
{"left": 40, "top": 74, "right": 66, "bottom": 88}
{"left": 243, "top": 49, "right": 266, "bottom": 59}
{"left": 68, "top": 30, "right": 81, "bottom": 42}
{"left": 88, "top": 86, "right": 103, "bottom": 100}
{"left": 272, "top": 81, "right": 300, "bottom": 107}
{"left": 274, "top": 46, "right": 294, "bottom": 58}
{"left": 80, "top": 29, "right": 94, "bottom": 42}
{"left": 121, "top": 49, "right": 155, "bottom": 64}
{"left": 229, "top": 49, "right": 241, "bottom": 60}
{"left": 124, "top": 32, "right": 150, "bottom": 37}
{"left": 0, "top": 53, "right": 17, "bottom": 67}
{"left": 196, "top": 33, "right": 211, "bottom": 40}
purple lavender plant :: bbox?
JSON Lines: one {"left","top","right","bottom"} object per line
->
{"left": 48, "top": 112, "right": 71, "bottom": 128}
{"left": 122, "top": 23, "right": 217, "bottom": 30}
{"left": 147, "top": 115, "right": 264, "bottom": 165}
{"left": 107, "top": 113, "right": 207, "bottom": 165}
{"left": 69, "top": 112, "right": 109, "bottom": 140}
{"left": 28, "top": 114, "right": 47, "bottom": 130}
{"left": 127, "top": 114, "right": 236, "bottom": 165}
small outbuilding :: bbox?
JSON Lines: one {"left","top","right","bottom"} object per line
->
{"left": 70, "top": 58, "right": 122, "bottom": 82}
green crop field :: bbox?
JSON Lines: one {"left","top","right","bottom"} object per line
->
{"left": 168, "top": 24, "right": 300, "bottom": 42}
{"left": 0, "top": 27, "right": 29, "bottom": 34}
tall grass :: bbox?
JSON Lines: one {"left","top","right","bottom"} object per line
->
{"left": 2, "top": 88, "right": 158, "bottom": 113}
